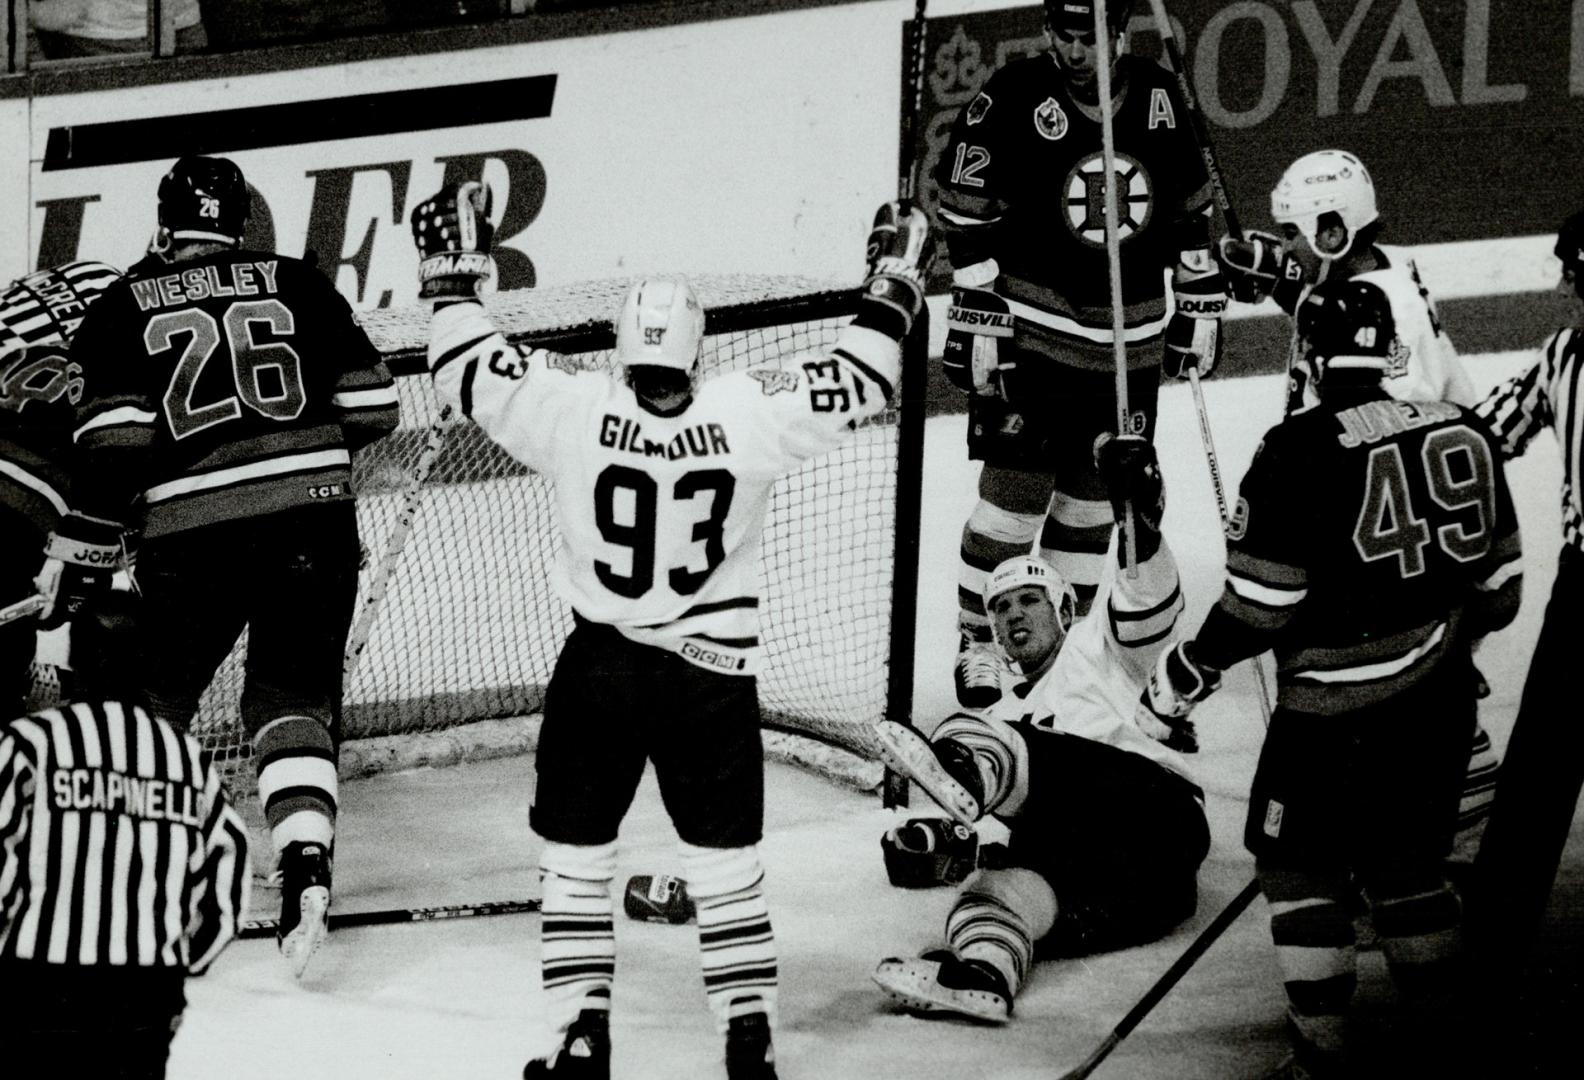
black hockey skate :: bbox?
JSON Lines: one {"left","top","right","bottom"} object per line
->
{"left": 953, "top": 638, "right": 1004, "bottom": 709}
{"left": 276, "top": 841, "right": 331, "bottom": 979}
{"left": 724, "top": 1007, "right": 778, "bottom": 1080}
{"left": 523, "top": 1009, "right": 610, "bottom": 1080}
{"left": 872, "top": 948, "right": 1012, "bottom": 1023}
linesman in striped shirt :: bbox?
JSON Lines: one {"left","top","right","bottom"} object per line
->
{"left": 32, "top": 155, "right": 399, "bottom": 977}
{"left": 1465, "top": 210, "right": 1584, "bottom": 1028}
{"left": 1, "top": 260, "right": 123, "bottom": 711}
{"left": 1138, "top": 278, "right": 1522, "bottom": 1078}
{"left": 0, "top": 593, "right": 251, "bottom": 1076}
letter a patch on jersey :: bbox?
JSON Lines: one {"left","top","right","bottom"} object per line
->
{"left": 966, "top": 92, "right": 992, "bottom": 126}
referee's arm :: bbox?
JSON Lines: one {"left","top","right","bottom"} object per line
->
{"left": 1476, "top": 334, "right": 1559, "bottom": 459}
{"left": 0, "top": 729, "right": 38, "bottom": 932}
{"left": 186, "top": 759, "right": 253, "bottom": 975}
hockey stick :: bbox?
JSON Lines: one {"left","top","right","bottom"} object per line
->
{"left": 1055, "top": 876, "right": 1261, "bottom": 1080}
{"left": 897, "top": 0, "right": 929, "bottom": 206}
{"left": 237, "top": 895, "right": 540, "bottom": 940}
{"left": 1185, "top": 369, "right": 1274, "bottom": 726}
{"left": 1142, "top": 0, "right": 1240, "bottom": 241}
{"left": 342, "top": 402, "right": 456, "bottom": 686}
{"left": 1094, "top": 0, "right": 1138, "bottom": 575}
{"left": 0, "top": 594, "right": 44, "bottom": 626}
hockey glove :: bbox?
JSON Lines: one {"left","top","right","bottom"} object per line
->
{"left": 1135, "top": 640, "right": 1220, "bottom": 754}
{"left": 34, "top": 511, "right": 122, "bottom": 627}
{"left": 1217, "top": 230, "right": 1309, "bottom": 314}
{"left": 943, "top": 287, "right": 1015, "bottom": 395}
{"left": 1164, "top": 250, "right": 1227, "bottom": 380}
{"left": 881, "top": 817, "right": 980, "bottom": 888}
{"left": 1094, "top": 432, "right": 1164, "bottom": 561}
{"left": 623, "top": 874, "right": 695, "bottom": 924}
{"left": 860, "top": 201, "right": 931, "bottom": 339}
{"left": 410, "top": 181, "right": 495, "bottom": 302}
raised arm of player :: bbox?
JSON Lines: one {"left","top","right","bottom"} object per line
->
{"left": 413, "top": 183, "right": 593, "bottom": 473}
{"left": 727, "top": 201, "right": 928, "bottom": 466}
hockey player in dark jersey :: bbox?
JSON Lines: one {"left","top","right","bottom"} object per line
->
{"left": 870, "top": 433, "right": 1208, "bottom": 1024}
{"left": 0, "top": 260, "right": 123, "bottom": 712}
{"left": 935, "top": 0, "right": 1224, "bottom": 710}
{"left": 1138, "top": 278, "right": 1522, "bottom": 1078}
{"left": 34, "top": 155, "right": 399, "bottom": 979}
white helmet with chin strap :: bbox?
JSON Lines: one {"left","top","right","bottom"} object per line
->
{"left": 614, "top": 277, "right": 705, "bottom": 375}
{"left": 1270, "top": 150, "right": 1378, "bottom": 261}
{"left": 982, "top": 555, "right": 1077, "bottom": 664}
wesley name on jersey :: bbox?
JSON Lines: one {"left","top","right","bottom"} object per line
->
{"left": 428, "top": 301, "right": 899, "bottom": 675}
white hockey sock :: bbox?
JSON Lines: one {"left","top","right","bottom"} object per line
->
{"left": 933, "top": 712, "right": 1030, "bottom": 817}
{"left": 253, "top": 715, "right": 337, "bottom": 850}
{"left": 538, "top": 841, "right": 618, "bottom": 1042}
{"left": 680, "top": 842, "right": 778, "bottom": 1035}
{"left": 1039, "top": 493, "right": 1112, "bottom": 615}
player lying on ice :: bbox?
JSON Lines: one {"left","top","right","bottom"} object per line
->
{"left": 871, "top": 433, "right": 1210, "bottom": 1022}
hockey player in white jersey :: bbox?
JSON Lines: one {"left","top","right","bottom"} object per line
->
{"left": 410, "top": 183, "right": 929, "bottom": 1080}
{"left": 870, "top": 433, "right": 1209, "bottom": 1022}
{"left": 1216, "top": 148, "right": 1498, "bottom": 865}
{"left": 1218, "top": 148, "right": 1475, "bottom": 411}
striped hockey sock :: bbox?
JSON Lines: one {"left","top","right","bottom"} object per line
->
{"left": 681, "top": 843, "right": 778, "bottom": 1035}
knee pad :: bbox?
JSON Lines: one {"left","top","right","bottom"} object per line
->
{"left": 962, "top": 867, "right": 1058, "bottom": 940}
{"left": 540, "top": 840, "right": 618, "bottom": 883}
{"left": 678, "top": 842, "right": 762, "bottom": 900}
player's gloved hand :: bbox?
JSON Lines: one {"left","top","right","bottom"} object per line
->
{"left": 34, "top": 511, "right": 121, "bottom": 627}
{"left": 623, "top": 874, "right": 695, "bottom": 924}
{"left": 1216, "top": 230, "right": 1285, "bottom": 304}
{"left": 943, "top": 287, "right": 1014, "bottom": 395}
{"left": 1094, "top": 432, "right": 1164, "bottom": 536}
{"left": 1165, "top": 249, "right": 1226, "bottom": 380}
{"left": 861, "top": 201, "right": 932, "bottom": 338}
{"left": 1136, "top": 641, "right": 1220, "bottom": 754}
{"left": 410, "top": 181, "right": 495, "bottom": 302}
{"left": 881, "top": 817, "right": 979, "bottom": 888}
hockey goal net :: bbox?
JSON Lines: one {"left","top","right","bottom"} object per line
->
{"left": 175, "top": 274, "right": 923, "bottom": 792}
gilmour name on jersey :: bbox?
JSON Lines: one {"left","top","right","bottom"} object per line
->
{"left": 50, "top": 767, "right": 206, "bottom": 827}
{"left": 128, "top": 260, "right": 281, "bottom": 312}
{"left": 599, "top": 414, "right": 731, "bottom": 461}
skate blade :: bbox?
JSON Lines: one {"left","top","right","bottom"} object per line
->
{"left": 280, "top": 885, "right": 330, "bottom": 980}
{"left": 871, "top": 958, "right": 1009, "bottom": 1024}
{"left": 873, "top": 721, "right": 980, "bottom": 827}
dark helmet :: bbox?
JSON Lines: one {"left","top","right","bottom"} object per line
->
{"left": 157, "top": 155, "right": 249, "bottom": 246}
{"left": 1044, "top": 0, "right": 1133, "bottom": 37}
{"left": 1296, "top": 278, "right": 1401, "bottom": 392}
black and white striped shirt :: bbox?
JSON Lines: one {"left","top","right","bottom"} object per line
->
{"left": 0, "top": 701, "right": 251, "bottom": 973}
{"left": 1477, "top": 327, "right": 1584, "bottom": 554}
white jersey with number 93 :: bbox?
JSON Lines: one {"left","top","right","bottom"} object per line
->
{"left": 428, "top": 300, "right": 900, "bottom": 675}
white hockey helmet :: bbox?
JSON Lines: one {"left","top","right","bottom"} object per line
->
{"left": 613, "top": 277, "right": 706, "bottom": 374}
{"left": 983, "top": 555, "right": 1078, "bottom": 653}
{"left": 1270, "top": 150, "right": 1378, "bottom": 260}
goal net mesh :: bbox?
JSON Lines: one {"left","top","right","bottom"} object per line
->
{"left": 167, "top": 275, "right": 907, "bottom": 789}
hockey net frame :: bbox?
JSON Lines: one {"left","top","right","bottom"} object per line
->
{"left": 149, "top": 274, "right": 924, "bottom": 798}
